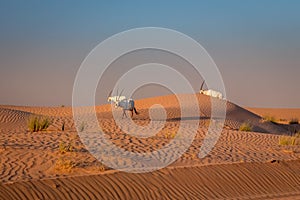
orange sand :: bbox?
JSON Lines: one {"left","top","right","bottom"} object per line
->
{"left": 0, "top": 94, "right": 299, "bottom": 199}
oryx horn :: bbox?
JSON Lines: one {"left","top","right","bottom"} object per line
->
{"left": 108, "top": 90, "right": 112, "bottom": 98}
{"left": 200, "top": 81, "right": 205, "bottom": 90}
{"left": 118, "top": 89, "right": 124, "bottom": 101}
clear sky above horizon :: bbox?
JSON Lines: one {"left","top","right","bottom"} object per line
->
{"left": 0, "top": 1, "right": 299, "bottom": 108}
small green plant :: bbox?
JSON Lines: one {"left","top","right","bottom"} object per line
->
{"left": 59, "top": 141, "right": 73, "bottom": 154}
{"left": 79, "top": 122, "right": 86, "bottom": 132}
{"left": 239, "top": 122, "right": 252, "bottom": 132}
{"left": 40, "top": 117, "right": 50, "bottom": 130}
{"left": 164, "top": 132, "right": 176, "bottom": 139}
{"left": 55, "top": 158, "right": 75, "bottom": 172}
{"left": 289, "top": 118, "right": 299, "bottom": 124}
{"left": 28, "top": 116, "right": 51, "bottom": 132}
{"left": 262, "top": 115, "right": 277, "bottom": 123}
{"left": 279, "top": 136, "right": 298, "bottom": 145}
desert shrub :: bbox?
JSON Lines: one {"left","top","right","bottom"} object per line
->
{"left": 239, "top": 122, "right": 252, "bottom": 132}
{"left": 28, "top": 116, "right": 51, "bottom": 132}
{"left": 279, "top": 136, "right": 298, "bottom": 145}
{"left": 40, "top": 117, "right": 50, "bottom": 130}
{"left": 55, "top": 158, "right": 75, "bottom": 172}
{"left": 262, "top": 115, "right": 277, "bottom": 123}
{"left": 164, "top": 132, "right": 176, "bottom": 139}
{"left": 59, "top": 141, "right": 73, "bottom": 154}
{"left": 289, "top": 118, "right": 299, "bottom": 124}
{"left": 28, "top": 116, "right": 38, "bottom": 132}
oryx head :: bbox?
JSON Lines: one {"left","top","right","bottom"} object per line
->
{"left": 108, "top": 89, "right": 125, "bottom": 108}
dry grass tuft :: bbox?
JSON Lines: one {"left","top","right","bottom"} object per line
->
{"left": 289, "top": 118, "right": 299, "bottom": 125}
{"left": 59, "top": 141, "right": 74, "bottom": 154}
{"left": 28, "top": 116, "right": 51, "bottom": 132}
{"left": 55, "top": 158, "right": 75, "bottom": 172}
{"left": 239, "top": 122, "right": 252, "bottom": 132}
{"left": 262, "top": 115, "right": 277, "bottom": 123}
{"left": 278, "top": 135, "right": 300, "bottom": 146}
{"left": 79, "top": 122, "right": 86, "bottom": 132}
{"left": 164, "top": 132, "right": 176, "bottom": 139}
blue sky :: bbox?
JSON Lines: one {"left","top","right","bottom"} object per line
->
{"left": 0, "top": 1, "right": 299, "bottom": 107}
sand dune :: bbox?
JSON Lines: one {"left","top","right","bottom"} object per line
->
{"left": 247, "top": 107, "right": 300, "bottom": 123}
{"left": 134, "top": 94, "right": 287, "bottom": 133}
{"left": 0, "top": 94, "right": 299, "bottom": 199}
{"left": 0, "top": 94, "right": 289, "bottom": 134}
{"left": 0, "top": 108, "right": 31, "bottom": 131}
{"left": 1, "top": 160, "right": 300, "bottom": 199}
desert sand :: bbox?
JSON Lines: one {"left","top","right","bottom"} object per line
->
{"left": 0, "top": 94, "right": 300, "bottom": 199}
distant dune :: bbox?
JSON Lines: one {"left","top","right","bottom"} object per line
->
{"left": 0, "top": 94, "right": 299, "bottom": 199}
{"left": 247, "top": 107, "right": 300, "bottom": 123}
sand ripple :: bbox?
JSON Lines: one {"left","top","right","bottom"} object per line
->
{"left": 1, "top": 161, "right": 300, "bottom": 199}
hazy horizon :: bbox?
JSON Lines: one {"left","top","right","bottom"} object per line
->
{"left": 0, "top": 1, "right": 299, "bottom": 108}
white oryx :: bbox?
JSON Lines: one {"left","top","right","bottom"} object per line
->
{"left": 107, "top": 89, "right": 139, "bottom": 118}
{"left": 199, "top": 81, "right": 223, "bottom": 99}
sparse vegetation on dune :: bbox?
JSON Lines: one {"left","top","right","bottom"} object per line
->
{"left": 59, "top": 141, "right": 74, "bottom": 154}
{"left": 28, "top": 116, "right": 51, "bottom": 132}
{"left": 54, "top": 158, "right": 75, "bottom": 172}
{"left": 239, "top": 122, "right": 252, "bottom": 132}
{"left": 289, "top": 118, "right": 299, "bottom": 125}
{"left": 55, "top": 139, "right": 78, "bottom": 173}
{"left": 164, "top": 132, "right": 176, "bottom": 139}
{"left": 262, "top": 115, "right": 277, "bottom": 123}
{"left": 279, "top": 118, "right": 287, "bottom": 122}
{"left": 79, "top": 122, "right": 86, "bottom": 132}
{"left": 279, "top": 136, "right": 299, "bottom": 146}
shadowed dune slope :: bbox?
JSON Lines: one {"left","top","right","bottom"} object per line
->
{"left": 128, "top": 94, "right": 287, "bottom": 134}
